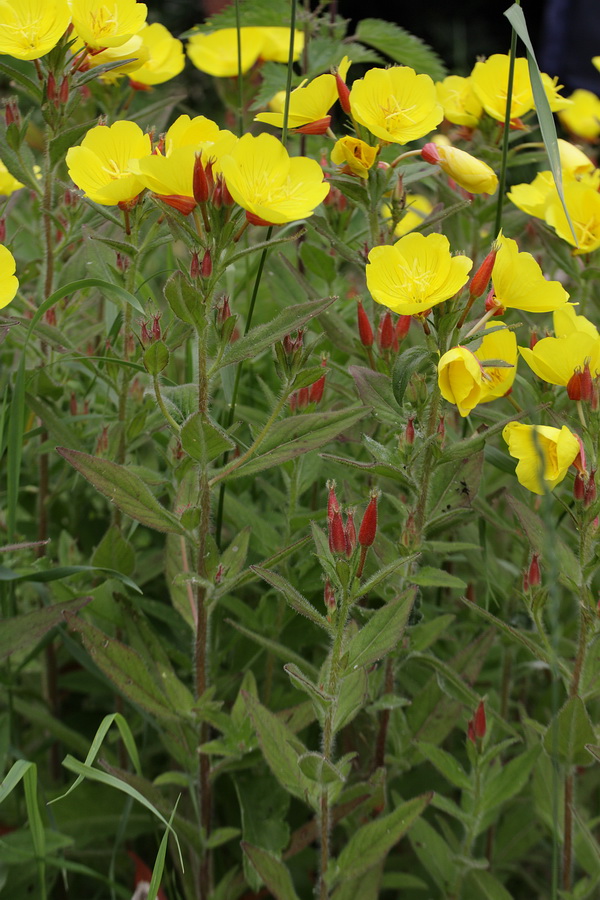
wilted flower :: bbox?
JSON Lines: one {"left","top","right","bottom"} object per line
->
{"left": 491, "top": 234, "right": 569, "bottom": 313}
{"left": 70, "top": 0, "right": 148, "bottom": 50}
{"left": 422, "top": 142, "right": 498, "bottom": 194}
{"left": 366, "top": 232, "right": 472, "bottom": 316}
{"left": 330, "top": 136, "right": 378, "bottom": 178}
{"left": 0, "top": 244, "right": 18, "bottom": 308}
{"left": 66, "top": 121, "right": 152, "bottom": 206}
{"left": 219, "top": 133, "right": 329, "bottom": 225}
{"left": 502, "top": 422, "right": 580, "bottom": 494}
{"left": 435, "top": 75, "right": 483, "bottom": 127}
{"left": 0, "top": 0, "right": 71, "bottom": 60}
{"left": 349, "top": 65, "right": 443, "bottom": 144}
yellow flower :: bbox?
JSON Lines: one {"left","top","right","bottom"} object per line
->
{"left": 438, "top": 325, "right": 517, "bottom": 416}
{"left": 508, "top": 143, "right": 597, "bottom": 220}
{"left": 258, "top": 27, "right": 304, "bottom": 63}
{"left": 330, "top": 136, "right": 378, "bottom": 178}
{"left": 127, "top": 23, "right": 185, "bottom": 86}
{"left": 470, "top": 55, "right": 534, "bottom": 121}
{"left": 557, "top": 139, "right": 595, "bottom": 177}
{"left": 558, "top": 89, "right": 600, "bottom": 140}
{"left": 349, "top": 66, "right": 443, "bottom": 144}
{"left": 220, "top": 133, "right": 329, "bottom": 225}
{"left": 554, "top": 304, "right": 598, "bottom": 339}
{"left": 382, "top": 194, "right": 433, "bottom": 237}
{"left": 66, "top": 120, "right": 151, "bottom": 206}
{"left": 491, "top": 235, "right": 569, "bottom": 312}
{"left": 69, "top": 0, "right": 147, "bottom": 50}
{"left": 0, "top": 161, "right": 24, "bottom": 196}
{"left": 544, "top": 179, "right": 600, "bottom": 254}
{"left": 366, "top": 232, "right": 472, "bottom": 316}
{"left": 134, "top": 118, "right": 236, "bottom": 211}
{"left": 423, "top": 142, "right": 498, "bottom": 194}
{"left": 502, "top": 422, "right": 580, "bottom": 494}
{"left": 540, "top": 73, "right": 572, "bottom": 112}
{"left": 519, "top": 329, "right": 600, "bottom": 387}
{"left": 255, "top": 58, "right": 350, "bottom": 133}
{"left": 72, "top": 34, "right": 149, "bottom": 82}
{"left": 186, "top": 27, "right": 264, "bottom": 77}
{"left": 0, "top": 244, "right": 18, "bottom": 308}
{"left": 435, "top": 75, "right": 482, "bottom": 128}
{"left": 0, "top": 0, "right": 71, "bottom": 60}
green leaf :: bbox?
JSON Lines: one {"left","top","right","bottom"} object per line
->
{"left": 164, "top": 270, "right": 204, "bottom": 327}
{"left": 251, "top": 565, "right": 332, "bottom": 632}
{"left": 332, "top": 863, "right": 383, "bottom": 900}
{"left": 300, "top": 243, "right": 336, "bottom": 284}
{"left": 0, "top": 563, "right": 140, "bottom": 592}
{"left": 241, "top": 843, "right": 301, "bottom": 900}
{"left": 284, "top": 663, "right": 334, "bottom": 711}
{"left": 57, "top": 448, "right": 186, "bottom": 534}
{"left": 543, "top": 697, "right": 596, "bottom": 767}
{"left": 49, "top": 119, "right": 97, "bottom": 168}
{"left": 349, "top": 365, "right": 400, "bottom": 426}
{"left": 333, "top": 793, "right": 432, "bottom": 883}
{"left": 334, "top": 666, "right": 368, "bottom": 733}
{"left": 143, "top": 340, "right": 170, "bottom": 375}
{"left": 408, "top": 816, "right": 457, "bottom": 892}
{"left": 504, "top": 4, "right": 576, "bottom": 243}
{"left": 180, "top": 412, "right": 235, "bottom": 464}
{"left": 147, "top": 799, "right": 179, "bottom": 900}
{"left": 91, "top": 524, "right": 135, "bottom": 576}
{"left": 482, "top": 747, "right": 540, "bottom": 813}
{"left": 506, "top": 494, "right": 580, "bottom": 588}
{"left": 345, "top": 594, "right": 413, "bottom": 670}
{"left": 216, "top": 296, "right": 336, "bottom": 371}
{"left": 411, "top": 567, "right": 467, "bottom": 590}
{"left": 355, "top": 18, "right": 446, "bottom": 80}
{"left": 25, "top": 393, "right": 85, "bottom": 453}
{"left": 0, "top": 62, "right": 42, "bottom": 100}
{"left": 243, "top": 692, "right": 313, "bottom": 804}
{"left": 391, "top": 347, "right": 433, "bottom": 406}
{"left": 224, "top": 406, "right": 370, "bottom": 479}
{"left": 64, "top": 614, "right": 192, "bottom": 722}
{"left": 298, "top": 752, "right": 345, "bottom": 786}
{"left": 0, "top": 596, "right": 92, "bottom": 661}
{"left": 415, "top": 742, "right": 471, "bottom": 791}
{"left": 465, "top": 869, "right": 514, "bottom": 900}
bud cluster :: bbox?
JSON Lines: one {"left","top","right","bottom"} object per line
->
{"left": 356, "top": 299, "right": 411, "bottom": 357}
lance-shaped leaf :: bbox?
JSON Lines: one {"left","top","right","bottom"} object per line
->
{"left": 348, "top": 365, "right": 401, "bottom": 426}
{"left": 243, "top": 692, "right": 314, "bottom": 804}
{"left": 543, "top": 697, "right": 595, "bottom": 767}
{"left": 242, "top": 843, "right": 301, "bottom": 900}
{"left": 332, "top": 793, "right": 432, "bottom": 883}
{"left": 57, "top": 448, "right": 186, "bottom": 535}
{"left": 223, "top": 407, "right": 370, "bottom": 480}
{"left": 284, "top": 663, "right": 334, "bottom": 712}
{"left": 344, "top": 594, "right": 413, "bottom": 671}
{"left": 391, "top": 346, "right": 434, "bottom": 407}
{"left": 216, "top": 296, "right": 335, "bottom": 371}
{"left": 251, "top": 565, "right": 332, "bottom": 632}
{"left": 64, "top": 613, "right": 190, "bottom": 722}
{"left": 0, "top": 596, "right": 92, "bottom": 661}
{"left": 356, "top": 18, "right": 446, "bottom": 80}
{"left": 180, "top": 412, "right": 235, "bottom": 464}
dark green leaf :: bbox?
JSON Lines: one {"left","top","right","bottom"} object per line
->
{"left": 180, "top": 412, "right": 235, "bottom": 464}
{"left": 391, "top": 347, "right": 433, "bottom": 406}
{"left": 415, "top": 742, "right": 471, "bottom": 790}
{"left": 251, "top": 565, "right": 331, "bottom": 632}
{"left": 543, "top": 697, "right": 595, "bottom": 767}
{"left": 355, "top": 19, "right": 446, "bottom": 80}
{"left": 411, "top": 567, "right": 467, "bottom": 590}
{"left": 91, "top": 525, "right": 135, "bottom": 577}
{"left": 241, "top": 843, "right": 301, "bottom": 900}
{"left": 345, "top": 594, "right": 412, "bottom": 670}
{"left": 0, "top": 596, "right": 91, "bottom": 661}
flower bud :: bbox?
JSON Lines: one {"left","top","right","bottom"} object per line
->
{"left": 395, "top": 315, "right": 411, "bottom": 342}
{"left": 473, "top": 700, "right": 486, "bottom": 739}
{"left": 567, "top": 367, "right": 583, "bottom": 401}
{"left": 59, "top": 76, "right": 69, "bottom": 106}
{"left": 190, "top": 251, "right": 200, "bottom": 279}
{"left": 335, "top": 70, "right": 351, "bottom": 115}
{"left": 221, "top": 177, "right": 234, "bottom": 207}
{"left": 581, "top": 360, "right": 593, "bottom": 403}
{"left": 324, "top": 578, "right": 336, "bottom": 612}
{"left": 421, "top": 142, "right": 441, "bottom": 165}
{"left": 327, "top": 480, "right": 339, "bottom": 525}
{"left": 116, "top": 251, "right": 129, "bottom": 272}
{"left": 47, "top": 72, "right": 57, "bottom": 105}
{"left": 201, "top": 248, "right": 212, "bottom": 278}
{"left": 5, "top": 98, "right": 20, "bottom": 127}
{"left": 309, "top": 365, "right": 326, "bottom": 405}
{"left": 469, "top": 246, "right": 498, "bottom": 299}
{"left": 217, "top": 295, "right": 232, "bottom": 326}
{"left": 297, "top": 387, "right": 309, "bottom": 409}
{"left": 528, "top": 552, "right": 541, "bottom": 588}
{"left": 405, "top": 416, "right": 415, "bottom": 445}
{"left": 329, "top": 508, "right": 346, "bottom": 555}
{"left": 0, "top": 217, "right": 5, "bottom": 243}
{"left": 344, "top": 509, "right": 357, "bottom": 557}
{"left": 295, "top": 116, "right": 331, "bottom": 135}
{"left": 377, "top": 311, "right": 394, "bottom": 351}
{"left": 358, "top": 491, "right": 379, "bottom": 548}
{"left": 357, "top": 300, "right": 374, "bottom": 348}
{"left": 574, "top": 471, "right": 585, "bottom": 501}
{"left": 151, "top": 313, "right": 162, "bottom": 343}
{"left": 529, "top": 330, "right": 538, "bottom": 350}
{"left": 193, "top": 152, "right": 209, "bottom": 204}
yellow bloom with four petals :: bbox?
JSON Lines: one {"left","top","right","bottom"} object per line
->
{"left": 470, "top": 55, "right": 533, "bottom": 121}
{"left": 349, "top": 66, "right": 443, "bottom": 144}
{"left": 220, "top": 132, "right": 329, "bottom": 225}
{"left": 256, "top": 58, "right": 350, "bottom": 133}
{"left": 0, "top": 0, "right": 70, "bottom": 61}
{"left": 491, "top": 235, "right": 569, "bottom": 312}
{"left": 330, "top": 136, "right": 378, "bottom": 178}
{"left": 69, "top": 0, "right": 147, "bottom": 50}
{"left": 366, "top": 232, "right": 472, "bottom": 316}
{"left": 435, "top": 75, "right": 482, "bottom": 128}
{"left": 66, "top": 120, "right": 152, "bottom": 206}
{"left": 502, "top": 422, "right": 580, "bottom": 494}
{"left": 0, "top": 244, "right": 18, "bottom": 308}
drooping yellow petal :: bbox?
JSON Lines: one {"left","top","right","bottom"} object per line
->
{"left": 502, "top": 422, "right": 579, "bottom": 494}
{"left": 331, "top": 137, "right": 378, "bottom": 178}
{"left": 438, "top": 346, "right": 485, "bottom": 416}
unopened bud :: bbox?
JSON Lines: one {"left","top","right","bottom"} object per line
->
{"left": 335, "top": 70, "right": 351, "bottom": 115}
{"left": 221, "top": 177, "right": 234, "bottom": 207}
{"left": 190, "top": 250, "right": 200, "bottom": 279}
{"left": 116, "top": 251, "right": 129, "bottom": 272}
{"left": 357, "top": 300, "right": 374, "bottom": 347}
{"left": 201, "top": 248, "right": 212, "bottom": 278}
{"left": 377, "top": 311, "right": 394, "bottom": 351}
{"left": 469, "top": 246, "right": 498, "bottom": 299}
{"left": 140, "top": 320, "right": 152, "bottom": 346}
{"left": 47, "top": 72, "right": 57, "bottom": 105}
{"left": 585, "top": 470, "right": 597, "bottom": 508}
{"left": 217, "top": 295, "right": 232, "bottom": 325}
{"left": 0, "top": 217, "right": 5, "bottom": 243}
{"left": 5, "top": 98, "right": 19, "bottom": 127}
{"left": 297, "top": 386, "right": 309, "bottom": 409}
{"left": 529, "top": 330, "right": 538, "bottom": 350}
{"left": 59, "top": 76, "right": 69, "bottom": 106}
{"left": 421, "top": 142, "right": 441, "bottom": 165}
{"left": 204, "top": 159, "right": 215, "bottom": 196}
{"left": 528, "top": 552, "right": 541, "bottom": 588}
{"left": 344, "top": 509, "right": 357, "bottom": 557}
{"left": 358, "top": 491, "right": 379, "bottom": 548}
{"left": 405, "top": 416, "right": 415, "bottom": 445}
{"left": 324, "top": 578, "right": 336, "bottom": 612}
{"left": 329, "top": 508, "right": 346, "bottom": 555}
{"left": 309, "top": 370, "right": 326, "bottom": 404}
{"left": 327, "top": 480, "right": 339, "bottom": 525}
{"left": 567, "top": 367, "right": 583, "bottom": 401}
{"left": 193, "top": 152, "right": 209, "bottom": 204}
{"left": 574, "top": 471, "right": 585, "bottom": 501}
{"left": 212, "top": 180, "right": 222, "bottom": 209}
{"left": 152, "top": 313, "right": 161, "bottom": 342}
{"left": 395, "top": 315, "right": 411, "bottom": 342}
{"left": 473, "top": 700, "right": 486, "bottom": 739}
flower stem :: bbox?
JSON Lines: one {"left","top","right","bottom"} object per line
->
{"left": 493, "top": 25, "right": 518, "bottom": 238}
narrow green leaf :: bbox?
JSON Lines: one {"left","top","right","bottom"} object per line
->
{"left": 349, "top": 365, "right": 400, "bottom": 426}
{"left": 345, "top": 594, "right": 412, "bottom": 670}
{"left": 391, "top": 347, "right": 433, "bottom": 406}
{"left": 0, "top": 563, "right": 140, "bottom": 592}
{"left": 0, "top": 595, "right": 92, "bottom": 661}
{"left": 298, "top": 752, "right": 345, "bottom": 785}
{"left": 242, "top": 843, "right": 301, "bottom": 900}
{"left": 216, "top": 296, "right": 336, "bottom": 371}
{"left": 482, "top": 747, "right": 540, "bottom": 813}
{"left": 251, "top": 565, "right": 332, "bottom": 632}
{"left": 411, "top": 567, "right": 467, "bottom": 590}
{"left": 504, "top": 4, "right": 576, "bottom": 243}
{"left": 415, "top": 742, "right": 471, "bottom": 791}
{"left": 25, "top": 393, "right": 85, "bottom": 453}
{"left": 333, "top": 793, "right": 432, "bottom": 883}
{"left": 354, "top": 556, "right": 417, "bottom": 597}
{"left": 543, "top": 697, "right": 596, "bottom": 767}
{"left": 147, "top": 799, "right": 180, "bottom": 900}
{"left": 23, "top": 765, "right": 45, "bottom": 869}
{"left": 226, "top": 620, "right": 319, "bottom": 679}
{"left": 57, "top": 447, "right": 186, "bottom": 534}
{"left": 466, "top": 870, "right": 514, "bottom": 900}
{"left": 284, "top": 663, "right": 334, "bottom": 711}
{"left": 408, "top": 816, "right": 457, "bottom": 892}
{"left": 205, "top": 827, "right": 241, "bottom": 849}
{"left": 0, "top": 759, "right": 35, "bottom": 805}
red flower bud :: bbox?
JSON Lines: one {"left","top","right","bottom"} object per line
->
{"left": 309, "top": 372, "right": 326, "bottom": 405}
{"left": 405, "top": 416, "right": 415, "bottom": 445}
{"left": 201, "top": 248, "right": 212, "bottom": 278}
{"left": 529, "top": 330, "right": 538, "bottom": 349}
{"left": 152, "top": 313, "right": 161, "bottom": 342}
{"left": 246, "top": 211, "right": 274, "bottom": 227}
{"left": 217, "top": 295, "right": 232, "bottom": 325}
{"left": 395, "top": 315, "right": 411, "bottom": 342}
{"left": 474, "top": 700, "right": 486, "bottom": 739}
{"left": 47, "top": 72, "right": 57, "bottom": 104}
{"left": 469, "top": 246, "right": 498, "bottom": 299}
{"left": 574, "top": 471, "right": 585, "bottom": 501}
{"left": 344, "top": 509, "right": 357, "bottom": 557}
{"left": 295, "top": 116, "right": 331, "bottom": 135}
{"left": 358, "top": 492, "right": 379, "bottom": 548}
{"left": 59, "top": 76, "right": 69, "bottom": 106}
{"left": 357, "top": 300, "right": 374, "bottom": 348}
{"left": 298, "top": 387, "right": 309, "bottom": 409}
{"left": 193, "top": 152, "right": 209, "bottom": 204}
{"left": 528, "top": 552, "right": 541, "bottom": 588}
{"left": 378, "top": 311, "right": 394, "bottom": 351}
{"left": 327, "top": 480, "right": 339, "bottom": 525}
{"left": 581, "top": 360, "right": 593, "bottom": 403}
{"left": 0, "top": 217, "right": 5, "bottom": 243}
{"left": 567, "top": 367, "right": 583, "bottom": 401}
{"left": 221, "top": 177, "right": 234, "bottom": 207}
{"left": 335, "top": 71, "right": 351, "bottom": 115}
{"left": 421, "top": 142, "right": 441, "bottom": 165}
{"left": 467, "top": 719, "right": 477, "bottom": 744}
{"left": 190, "top": 250, "right": 200, "bottom": 279}
{"left": 329, "top": 508, "right": 346, "bottom": 555}
{"left": 156, "top": 194, "right": 196, "bottom": 215}
{"left": 5, "top": 98, "right": 19, "bottom": 127}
